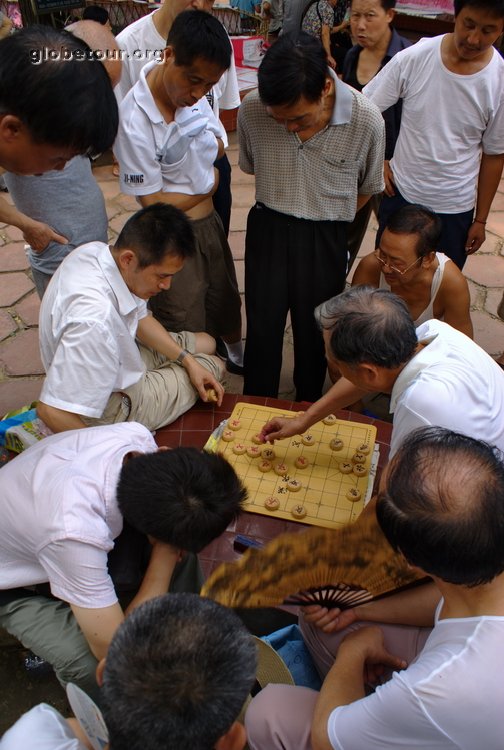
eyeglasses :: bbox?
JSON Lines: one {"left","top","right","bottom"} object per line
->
{"left": 374, "top": 250, "right": 422, "bottom": 276}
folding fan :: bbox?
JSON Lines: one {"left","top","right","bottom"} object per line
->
{"left": 201, "top": 511, "right": 427, "bottom": 609}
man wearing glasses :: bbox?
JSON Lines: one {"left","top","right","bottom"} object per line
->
{"left": 352, "top": 204, "right": 472, "bottom": 337}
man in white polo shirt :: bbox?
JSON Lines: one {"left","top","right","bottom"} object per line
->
{"left": 115, "top": 0, "right": 240, "bottom": 236}
{"left": 261, "top": 286, "right": 504, "bottom": 456}
{"left": 37, "top": 203, "right": 224, "bottom": 435}
{"left": 115, "top": 10, "right": 244, "bottom": 374}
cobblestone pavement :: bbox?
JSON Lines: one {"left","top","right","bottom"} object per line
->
{"left": 0, "top": 132, "right": 503, "bottom": 414}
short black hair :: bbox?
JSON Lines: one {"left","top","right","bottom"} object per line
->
{"left": 102, "top": 594, "right": 257, "bottom": 750}
{"left": 454, "top": 0, "right": 504, "bottom": 17}
{"left": 114, "top": 204, "right": 196, "bottom": 268}
{"left": 0, "top": 26, "right": 118, "bottom": 156}
{"left": 384, "top": 204, "right": 442, "bottom": 258}
{"left": 82, "top": 5, "right": 110, "bottom": 24}
{"left": 258, "top": 32, "right": 328, "bottom": 107}
{"left": 351, "top": 0, "right": 397, "bottom": 10}
{"left": 167, "top": 9, "right": 231, "bottom": 70}
{"left": 116, "top": 447, "right": 247, "bottom": 552}
{"left": 377, "top": 426, "right": 504, "bottom": 586}
{"left": 315, "top": 286, "right": 417, "bottom": 368}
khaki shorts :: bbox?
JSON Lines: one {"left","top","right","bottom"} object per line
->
{"left": 85, "top": 332, "right": 223, "bottom": 431}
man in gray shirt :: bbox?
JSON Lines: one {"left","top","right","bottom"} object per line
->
{"left": 4, "top": 21, "right": 121, "bottom": 297}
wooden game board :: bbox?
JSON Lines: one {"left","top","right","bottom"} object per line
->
{"left": 215, "top": 403, "right": 377, "bottom": 529}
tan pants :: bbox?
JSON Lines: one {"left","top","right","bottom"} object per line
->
{"left": 85, "top": 332, "right": 223, "bottom": 432}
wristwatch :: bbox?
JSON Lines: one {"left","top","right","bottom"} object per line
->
{"left": 175, "top": 349, "right": 190, "bottom": 365}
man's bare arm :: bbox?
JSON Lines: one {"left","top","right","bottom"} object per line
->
{"left": 261, "top": 378, "right": 369, "bottom": 442}
{"left": 70, "top": 543, "right": 180, "bottom": 661}
{"left": 356, "top": 193, "right": 372, "bottom": 212}
{"left": 37, "top": 401, "right": 87, "bottom": 432}
{"left": 70, "top": 602, "right": 124, "bottom": 662}
{"left": 465, "top": 152, "right": 504, "bottom": 255}
{"left": 311, "top": 627, "right": 407, "bottom": 750}
{"left": 124, "top": 540, "right": 181, "bottom": 616}
{"left": 303, "top": 581, "right": 439, "bottom": 633}
{"left": 136, "top": 316, "right": 224, "bottom": 404}
{"left": 439, "top": 267, "right": 473, "bottom": 338}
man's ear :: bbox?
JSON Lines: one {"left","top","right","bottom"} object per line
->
{"left": 0, "top": 114, "right": 24, "bottom": 142}
{"left": 357, "top": 362, "right": 380, "bottom": 385}
{"left": 214, "top": 721, "right": 247, "bottom": 750}
{"left": 420, "top": 251, "right": 436, "bottom": 269}
{"left": 163, "top": 46, "right": 175, "bottom": 65}
{"left": 116, "top": 248, "right": 137, "bottom": 271}
{"left": 95, "top": 658, "right": 106, "bottom": 688}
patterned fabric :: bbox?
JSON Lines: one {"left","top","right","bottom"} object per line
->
{"left": 238, "top": 77, "right": 385, "bottom": 221}
{"left": 301, "top": 0, "right": 346, "bottom": 37}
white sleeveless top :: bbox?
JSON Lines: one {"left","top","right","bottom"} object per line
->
{"left": 379, "top": 252, "right": 450, "bottom": 326}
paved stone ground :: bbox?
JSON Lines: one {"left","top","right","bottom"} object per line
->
{"left": 1, "top": 132, "right": 504, "bottom": 731}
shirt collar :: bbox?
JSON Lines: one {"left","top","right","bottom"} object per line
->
{"left": 96, "top": 243, "right": 140, "bottom": 317}
{"left": 132, "top": 60, "right": 165, "bottom": 125}
{"left": 328, "top": 67, "right": 353, "bottom": 126}
{"left": 386, "top": 28, "right": 406, "bottom": 60}
{"left": 389, "top": 327, "right": 440, "bottom": 413}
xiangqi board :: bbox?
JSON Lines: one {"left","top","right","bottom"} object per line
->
{"left": 214, "top": 403, "right": 377, "bottom": 529}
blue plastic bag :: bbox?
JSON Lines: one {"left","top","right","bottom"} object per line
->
{"left": 262, "top": 624, "right": 322, "bottom": 691}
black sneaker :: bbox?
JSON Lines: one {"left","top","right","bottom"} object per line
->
{"left": 215, "top": 338, "right": 244, "bottom": 376}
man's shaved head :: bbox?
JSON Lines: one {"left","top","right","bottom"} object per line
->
{"left": 66, "top": 19, "right": 121, "bottom": 87}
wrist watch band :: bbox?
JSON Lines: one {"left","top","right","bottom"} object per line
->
{"left": 176, "top": 349, "right": 190, "bottom": 365}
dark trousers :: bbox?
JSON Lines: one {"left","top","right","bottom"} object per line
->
{"left": 212, "top": 153, "right": 232, "bottom": 237}
{"left": 377, "top": 188, "right": 474, "bottom": 270}
{"left": 244, "top": 204, "right": 348, "bottom": 402}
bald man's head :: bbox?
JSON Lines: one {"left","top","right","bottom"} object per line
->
{"left": 66, "top": 19, "right": 121, "bottom": 87}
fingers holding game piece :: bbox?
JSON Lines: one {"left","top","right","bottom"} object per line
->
{"left": 205, "top": 387, "right": 219, "bottom": 403}
{"left": 264, "top": 496, "right": 280, "bottom": 511}
{"left": 260, "top": 414, "right": 307, "bottom": 443}
{"left": 252, "top": 433, "right": 264, "bottom": 445}
{"left": 222, "top": 429, "right": 235, "bottom": 442}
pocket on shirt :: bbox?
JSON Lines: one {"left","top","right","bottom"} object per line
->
{"left": 319, "top": 158, "right": 359, "bottom": 199}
